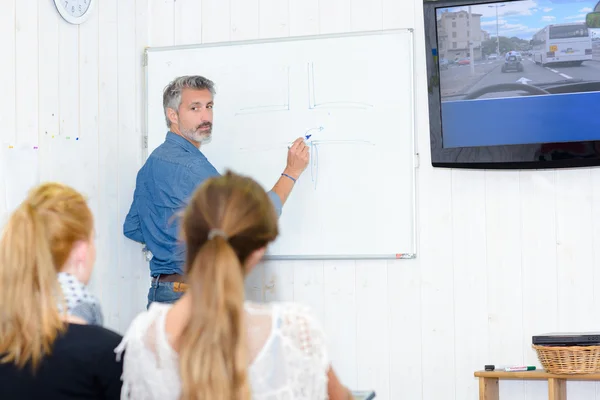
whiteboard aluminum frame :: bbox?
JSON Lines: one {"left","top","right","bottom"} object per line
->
{"left": 143, "top": 29, "right": 418, "bottom": 260}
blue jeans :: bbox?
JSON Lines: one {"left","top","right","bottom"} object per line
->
{"left": 147, "top": 275, "right": 187, "bottom": 308}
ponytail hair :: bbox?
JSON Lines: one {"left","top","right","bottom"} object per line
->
{"left": 178, "top": 171, "right": 279, "bottom": 400}
{"left": 0, "top": 183, "right": 93, "bottom": 370}
{"left": 179, "top": 236, "right": 248, "bottom": 399}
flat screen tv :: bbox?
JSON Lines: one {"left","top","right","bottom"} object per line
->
{"left": 423, "top": 0, "right": 600, "bottom": 169}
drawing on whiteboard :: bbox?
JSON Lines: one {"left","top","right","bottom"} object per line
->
{"left": 304, "top": 126, "right": 324, "bottom": 140}
{"left": 238, "top": 126, "right": 324, "bottom": 152}
{"left": 236, "top": 66, "right": 291, "bottom": 115}
{"left": 307, "top": 62, "right": 374, "bottom": 110}
{"left": 307, "top": 139, "right": 374, "bottom": 189}
{"left": 238, "top": 125, "right": 374, "bottom": 190}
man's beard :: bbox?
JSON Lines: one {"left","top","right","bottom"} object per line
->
{"left": 181, "top": 122, "right": 212, "bottom": 144}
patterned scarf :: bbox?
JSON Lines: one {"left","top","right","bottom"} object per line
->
{"left": 57, "top": 272, "right": 104, "bottom": 326}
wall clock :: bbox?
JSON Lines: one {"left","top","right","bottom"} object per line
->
{"left": 53, "top": 0, "right": 95, "bottom": 25}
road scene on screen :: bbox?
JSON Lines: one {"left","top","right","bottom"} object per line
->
{"left": 436, "top": 0, "right": 600, "bottom": 101}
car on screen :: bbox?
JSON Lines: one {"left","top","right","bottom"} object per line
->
{"left": 501, "top": 55, "right": 524, "bottom": 73}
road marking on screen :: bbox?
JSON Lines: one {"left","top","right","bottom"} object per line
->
{"left": 559, "top": 73, "right": 573, "bottom": 79}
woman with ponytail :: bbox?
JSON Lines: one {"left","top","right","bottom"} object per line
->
{"left": 0, "top": 183, "right": 123, "bottom": 399}
{"left": 117, "top": 171, "right": 352, "bottom": 399}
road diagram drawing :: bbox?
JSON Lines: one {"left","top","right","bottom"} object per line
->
{"left": 307, "top": 62, "right": 374, "bottom": 110}
{"left": 239, "top": 126, "right": 374, "bottom": 190}
{"left": 235, "top": 66, "right": 291, "bottom": 115}
{"left": 234, "top": 61, "right": 376, "bottom": 189}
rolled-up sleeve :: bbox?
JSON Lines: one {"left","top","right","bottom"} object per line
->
{"left": 267, "top": 190, "right": 282, "bottom": 217}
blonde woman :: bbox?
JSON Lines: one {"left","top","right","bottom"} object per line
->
{"left": 0, "top": 183, "right": 123, "bottom": 399}
{"left": 117, "top": 171, "right": 352, "bottom": 399}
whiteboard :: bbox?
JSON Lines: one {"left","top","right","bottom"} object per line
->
{"left": 145, "top": 29, "right": 417, "bottom": 260}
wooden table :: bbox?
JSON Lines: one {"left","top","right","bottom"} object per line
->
{"left": 474, "top": 370, "right": 600, "bottom": 400}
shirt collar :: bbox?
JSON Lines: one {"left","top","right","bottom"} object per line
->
{"left": 165, "top": 131, "right": 200, "bottom": 154}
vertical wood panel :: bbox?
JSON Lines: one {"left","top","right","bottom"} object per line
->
{"left": 133, "top": 0, "right": 152, "bottom": 319}
{"left": 49, "top": 15, "right": 82, "bottom": 204}
{"left": 0, "top": 159, "right": 5, "bottom": 221}
{"left": 78, "top": 10, "right": 100, "bottom": 187}
{"left": 201, "top": 0, "right": 230, "bottom": 43}
{"left": 591, "top": 168, "right": 600, "bottom": 399}
{"left": 555, "top": 169, "right": 595, "bottom": 399}
{"left": 259, "top": 0, "right": 289, "bottom": 38}
{"left": 351, "top": 0, "right": 383, "bottom": 32}
{"left": 356, "top": 261, "right": 390, "bottom": 399}
{"left": 117, "top": 0, "right": 146, "bottom": 332}
{"left": 452, "top": 169, "right": 488, "bottom": 400}
{"left": 0, "top": 0, "right": 13, "bottom": 217}
{"left": 388, "top": 259, "right": 422, "bottom": 400}
{"left": 97, "top": 0, "right": 121, "bottom": 330}
{"left": 264, "top": 261, "right": 295, "bottom": 303}
{"left": 319, "top": 0, "right": 351, "bottom": 34}
{"left": 51, "top": 15, "right": 89, "bottom": 201}
{"left": 78, "top": 0, "right": 100, "bottom": 296}
{"left": 419, "top": 167, "right": 454, "bottom": 400}
{"left": 520, "top": 170, "right": 558, "bottom": 400}
{"left": 245, "top": 263, "right": 265, "bottom": 303}
{"left": 324, "top": 261, "right": 357, "bottom": 389}
{"left": 135, "top": 0, "right": 149, "bottom": 159}
{"left": 293, "top": 262, "right": 325, "bottom": 323}
{"left": 174, "top": 0, "right": 202, "bottom": 45}
{"left": 38, "top": 0, "right": 60, "bottom": 183}
{"left": 289, "top": 0, "right": 318, "bottom": 37}
{"left": 485, "top": 171, "right": 524, "bottom": 400}
{"left": 58, "top": 22, "right": 78, "bottom": 140}
{"left": 383, "top": 0, "right": 414, "bottom": 29}
{"left": 230, "top": 0, "right": 259, "bottom": 42}
{"left": 148, "top": 0, "right": 174, "bottom": 46}
{"left": 0, "top": 0, "right": 16, "bottom": 145}
{"left": 555, "top": 169, "right": 595, "bottom": 330}
{"left": 15, "top": 0, "right": 38, "bottom": 145}
{"left": 9, "top": 0, "right": 39, "bottom": 222}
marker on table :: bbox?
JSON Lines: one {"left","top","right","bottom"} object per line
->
{"left": 485, "top": 364, "right": 536, "bottom": 372}
{"left": 504, "top": 366, "right": 536, "bottom": 372}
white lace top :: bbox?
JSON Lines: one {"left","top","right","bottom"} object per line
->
{"left": 115, "top": 301, "right": 330, "bottom": 400}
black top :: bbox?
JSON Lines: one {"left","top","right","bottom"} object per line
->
{"left": 0, "top": 323, "right": 123, "bottom": 399}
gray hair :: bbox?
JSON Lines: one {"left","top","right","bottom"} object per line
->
{"left": 162, "top": 75, "right": 216, "bottom": 127}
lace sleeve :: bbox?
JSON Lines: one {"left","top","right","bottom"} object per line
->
{"left": 280, "top": 303, "right": 330, "bottom": 372}
{"left": 114, "top": 304, "right": 181, "bottom": 400}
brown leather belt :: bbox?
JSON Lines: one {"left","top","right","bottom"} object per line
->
{"left": 155, "top": 273, "right": 185, "bottom": 283}
{"left": 155, "top": 274, "right": 188, "bottom": 292}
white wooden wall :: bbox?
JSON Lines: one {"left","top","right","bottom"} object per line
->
{"left": 2, "top": 1, "right": 600, "bottom": 399}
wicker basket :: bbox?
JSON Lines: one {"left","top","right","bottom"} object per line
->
{"left": 533, "top": 344, "right": 600, "bottom": 374}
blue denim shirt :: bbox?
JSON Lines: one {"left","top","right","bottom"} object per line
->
{"left": 124, "top": 131, "right": 283, "bottom": 276}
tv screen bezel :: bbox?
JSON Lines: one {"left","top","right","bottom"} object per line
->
{"left": 423, "top": 0, "right": 600, "bottom": 169}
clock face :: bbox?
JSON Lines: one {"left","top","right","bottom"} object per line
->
{"left": 62, "top": 0, "right": 91, "bottom": 18}
{"left": 54, "top": 0, "right": 94, "bottom": 24}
